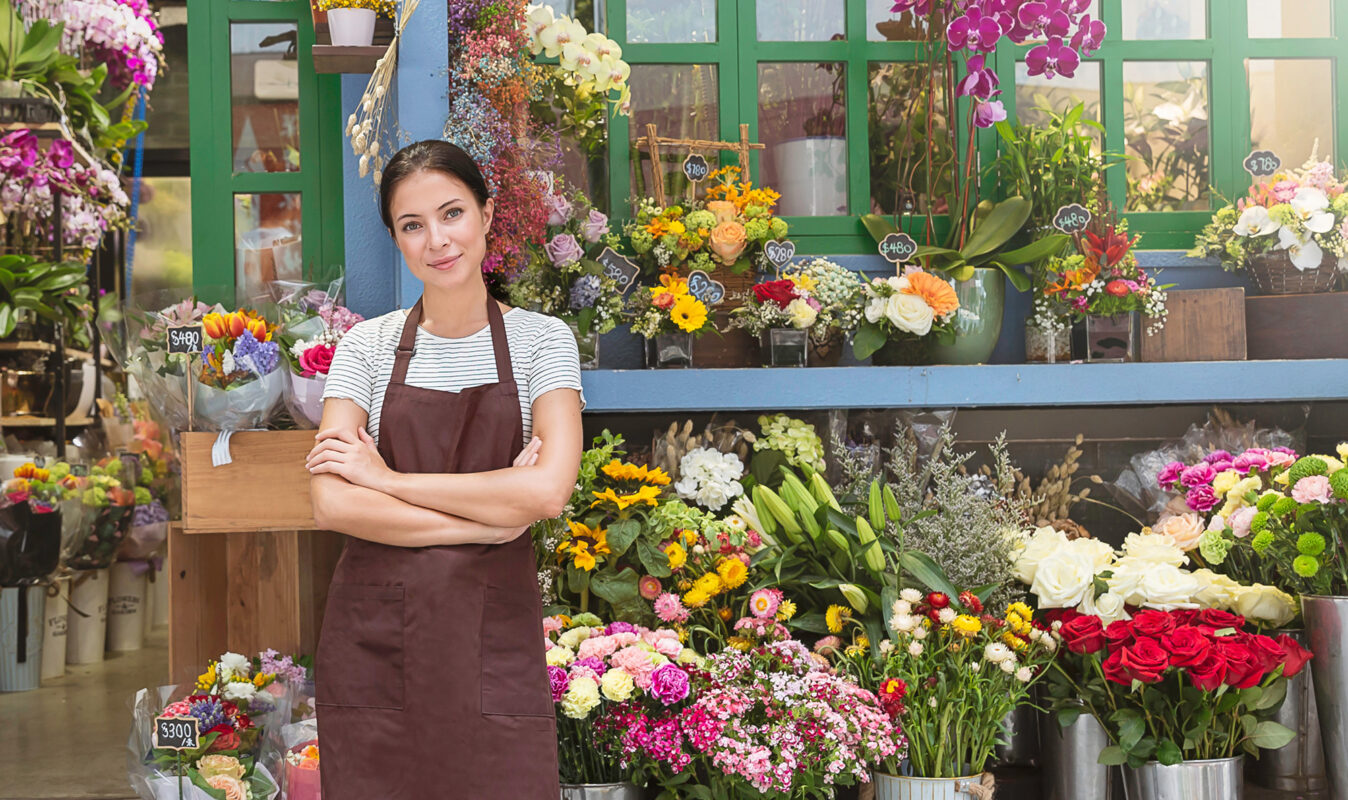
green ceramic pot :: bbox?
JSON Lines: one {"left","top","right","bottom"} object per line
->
{"left": 930, "top": 268, "right": 1007, "bottom": 365}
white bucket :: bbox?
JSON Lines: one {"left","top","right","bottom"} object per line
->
{"left": 66, "top": 568, "right": 109, "bottom": 664}
{"left": 107, "top": 561, "right": 147, "bottom": 651}
{"left": 41, "top": 577, "right": 70, "bottom": 680}
{"left": 152, "top": 555, "right": 169, "bottom": 629}
{"left": 0, "top": 584, "right": 44, "bottom": 692}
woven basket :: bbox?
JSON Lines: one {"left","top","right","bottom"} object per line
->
{"left": 682, "top": 268, "right": 759, "bottom": 368}
{"left": 1246, "top": 249, "right": 1340, "bottom": 295}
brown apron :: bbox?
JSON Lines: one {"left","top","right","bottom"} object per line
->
{"left": 316, "top": 297, "right": 558, "bottom": 799}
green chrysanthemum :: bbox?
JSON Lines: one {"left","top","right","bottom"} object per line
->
{"left": 1289, "top": 456, "right": 1329, "bottom": 485}
{"left": 1256, "top": 492, "right": 1279, "bottom": 512}
{"left": 1251, "top": 531, "right": 1275, "bottom": 555}
{"left": 1198, "top": 529, "right": 1232, "bottom": 565}
{"left": 1298, "top": 532, "right": 1327, "bottom": 556}
{"left": 570, "top": 612, "right": 602, "bottom": 628}
{"left": 1272, "top": 496, "right": 1300, "bottom": 517}
{"left": 1250, "top": 511, "right": 1270, "bottom": 534}
{"left": 1330, "top": 470, "right": 1348, "bottom": 501}
{"left": 1293, "top": 554, "right": 1320, "bottom": 578}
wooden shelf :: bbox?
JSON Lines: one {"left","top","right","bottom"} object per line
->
{"left": 0, "top": 415, "right": 95, "bottom": 427}
{"left": 0, "top": 340, "right": 55, "bottom": 353}
{"left": 312, "top": 44, "right": 386, "bottom": 74}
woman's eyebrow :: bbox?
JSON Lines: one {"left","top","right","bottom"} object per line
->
{"left": 396, "top": 199, "right": 463, "bottom": 222}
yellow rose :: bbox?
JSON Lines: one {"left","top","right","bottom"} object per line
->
{"left": 706, "top": 200, "right": 737, "bottom": 225}
{"left": 1154, "top": 513, "right": 1205, "bottom": 551}
{"left": 197, "top": 755, "right": 246, "bottom": 781}
{"left": 708, "top": 221, "right": 748, "bottom": 265}
{"left": 205, "top": 775, "right": 247, "bottom": 800}
{"left": 1211, "top": 470, "right": 1241, "bottom": 496}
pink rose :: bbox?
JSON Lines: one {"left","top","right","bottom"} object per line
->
{"left": 1292, "top": 476, "right": 1333, "bottom": 505}
{"left": 205, "top": 776, "right": 247, "bottom": 800}
{"left": 581, "top": 209, "right": 609, "bottom": 243}
{"left": 298, "top": 343, "right": 335, "bottom": 377}
{"left": 1155, "top": 513, "right": 1205, "bottom": 551}
{"left": 1229, "top": 506, "right": 1257, "bottom": 538}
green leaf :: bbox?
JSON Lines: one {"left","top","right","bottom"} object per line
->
{"left": 0, "top": 304, "right": 13, "bottom": 338}
{"left": 1156, "top": 740, "right": 1183, "bottom": 766}
{"left": 636, "top": 537, "right": 671, "bottom": 578}
{"left": 791, "top": 611, "right": 830, "bottom": 634}
{"left": 1118, "top": 716, "right": 1146, "bottom": 751}
{"left": 852, "top": 322, "right": 887, "bottom": 360}
{"left": 1250, "top": 721, "right": 1297, "bottom": 750}
{"left": 859, "top": 213, "right": 899, "bottom": 244}
{"left": 1097, "top": 746, "right": 1127, "bottom": 766}
{"left": 1056, "top": 705, "right": 1082, "bottom": 729}
{"left": 960, "top": 197, "right": 1031, "bottom": 259}
{"left": 1252, "top": 678, "right": 1287, "bottom": 712}
{"left": 1000, "top": 233, "right": 1070, "bottom": 266}
{"left": 605, "top": 518, "right": 641, "bottom": 554}
{"left": 898, "top": 550, "right": 960, "bottom": 600}
{"left": 589, "top": 567, "right": 640, "bottom": 605}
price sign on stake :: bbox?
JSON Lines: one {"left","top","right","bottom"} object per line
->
{"left": 878, "top": 232, "right": 917, "bottom": 265}
{"left": 1053, "top": 204, "right": 1092, "bottom": 235}
{"left": 764, "top": 240, "right": 796, "bottom": 269}
{"left": 682, "top": 153, "right": 711, "bottom": 183}
{"left": 153, "top": 716, "right": 200, "bottom": 751}
{"left": 1244, "top": 149, "right": 1282, "bottom": 178}
{"left": 166, "top": 325, "right": 204, "bottom": 355}
{"left": 595, "top": 247, "right": 640, "bottom": 296}
{"left": 687, "top": 270, "right": 726, "bottom": 306}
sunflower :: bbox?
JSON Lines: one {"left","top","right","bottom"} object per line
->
{"left": 670, "top": 294, "right": 708, "bottom": 333}
{"left": 901, "top": 271, "right": 960, "bottom": 318}
{"left": 716, "top": 558, "right": 748, "bottom": 590}
{"left": 618, "top": 484, "right": 662, "bottom": 508}
{"left": 664, "top": 541, "right": 688, "bottom": 570}
{"left": 776, "top": 599, "right": 797, "bottom": 621}
{"left": 601, "top": 460, "right": 673, "bottom": 486}
{"left": 825, "top": 604, "right": 851, "bottom": 634}
{"left": 558, "top": 521, "right": 610, "bottom": 571}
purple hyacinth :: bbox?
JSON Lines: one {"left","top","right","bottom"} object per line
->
{"left": 569, "top": 274, "right": 602, "bottom": 310}
{"left": 547, "top": 665, "right": 569, "bottom": 702}
{"left": 132, "top": 500, "right": 169, "bottom": 527}
{"left": 649, "top": 663, "right": 690, "bottom": 706}
{"left": 232, "top": 329, "right": 280, "bottom": 376}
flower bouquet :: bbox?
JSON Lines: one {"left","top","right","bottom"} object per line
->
{"left": 1047, "top": 607, "right": 1307, "bottom": 767}
{"left": 65, "top": 459, "right": 136, "bottom": 571}
{"left": 626, "top": 275, "right": 713, "bottom": 368}
{"left": 729, "top": 260, "right": 864, "bottom": 367}
{"left": 119, "top": 447, "right": 174, "bottom": 562}
{"left": 544, "top": 614, "right": 699, "bottom": 785}
{"left": 273, "top": 281, "right": 363, "bottom": 427}
{"left": 0, "top": 462, "right": 72, "bottom": 585}
{"left": 196, "top": 308, "right": 286, "bottom": 431}
{"left": 851, "top": 269, "right": 960, "bottom": 366}
{"left": 625, "top": 167, "right": 789, "bottom": 277}
{"left": 282, "top": 741, "right": 320, "bottom": 800}
{"left": 1191, "top": 153, "right": 1348, "bottom": 293}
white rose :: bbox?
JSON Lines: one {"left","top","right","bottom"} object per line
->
{"left": 1066, "top": 537, "right": 1116, "bottom": 570}
{"left": 887, "top": 276, "right": 909, "bottom": 292}
{"left": 885, "top": 293, "right": 934, "bottom": 336}
{"left": 785, "top": 297, "right": 818, "bottom": 329}
{"left": 1012, "top": 526, "right": 1069, "bottom": 585}
{"left": 1190, "top": 569, "right": 1242, "bottom": 610}
{"left": 219, "top": 652, "right": 250, "bottom": 676}
{"left": 1121, "top": 532, "right": 1187, "bottom": 567}
{"left": 221, "top": 681, "right": 256, "bottom": 703}
{"left": 1029, "top": 551, "right": 1097, "bottom": 609}
{"left": 864, "top": 296, "right": 887, "bottom": 324}
{"left": 1080, "top": 590, "right": 1130, "bottom": 625}
{"left": 1106, "top": 560, "right": 1148, "bottom": 606}
{"left": 1138, "top": 564, "right": 1202, "bottom": 610}
{"left": 1233, "top": 584, "right": 1298, "bottom": 628}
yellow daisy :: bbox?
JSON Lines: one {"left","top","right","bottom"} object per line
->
{"left": 693, "top": 572, "right": 724, "bottom": 595}
{"left": 670, "top": 294, "right": 708, "bottom": 333}
{"left": 825, "top": 604, "right": 851, "bottom": 634}
{"left": 683, "top": 588, "right": 711, "bottom": 608}
{"left": 776, "top": 599, "right": 797, "bottom": 621}
{"left": 950, "top": 614, "right": 982, "bottom": 637}
{"left": 664, "top": 541, "right": 688, "bottom": 570}
{"left": 716, "top": 558, "right": 749, "bottom": 590}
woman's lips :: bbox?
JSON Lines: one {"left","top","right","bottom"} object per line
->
{"left": 427, "top": 254, "right": 460, "bottom": 271}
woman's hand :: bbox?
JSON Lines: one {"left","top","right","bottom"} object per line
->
{"left": 306, "top": 428, "right": 395, "bottom": 491}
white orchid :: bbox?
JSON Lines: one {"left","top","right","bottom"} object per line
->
{"left": 539, "top": 17, "right": 586, "bottom": 58}
{"left": 560, "top": 40, "right": 596, "bottom": 74}
{"left": 1154, "top": 86, "right": 1208, "bottom": 127}
{"left": 593, "top": 55, "right": 631, "bottom": 93}
{"left": 1290, "top": 187, "right": 1335, "bottom": 234}
{"left": 525, "top": 4, "right": 555, "bottom": 48}
{"left": 1278, "top": 225, "right": 1326, "bottom": 270}
{"left": 584, "top": 31, "right": 622, "bottom": 60}
{"left": 1234, "top": 205, "right": 1278, "bottom": 237}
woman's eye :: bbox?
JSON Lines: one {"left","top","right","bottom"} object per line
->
{"left": 402, "top": 222, "right": 421, "bottom": 233}
{"left": 446, "top": 208, "right": 461, "bottom": 220}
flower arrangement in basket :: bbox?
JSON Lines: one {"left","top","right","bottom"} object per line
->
{"left": 851, "top": 268, "right": 960, "bottom": 364}
{"left": 1191, "top": 153, "right": 1348, "bottom": 293}
{"left": 729, "top": 258, "right": 864, "bottom": 345}
{"left": 526, "top": 4, "right": 631, "bottom": 160}
{"left": 508, "top": 177, "right": 625, "bottom": 340}
{"left": 626, "top": 274, "right": 713, "bottom": 340}
{"left": 625, "top": 167, "right": 789, "bottom": 277}
{"left": 1046, "top": 607, "right": 1308, "bottom": 767}
{"left": 273, "top": 281, "right": 363, "bottom": 427}
{"left": 544, "top": 614, "right": 699, "bottom": 785}
{"left": 197, "top": 308, "right": 286, "bottom": 431}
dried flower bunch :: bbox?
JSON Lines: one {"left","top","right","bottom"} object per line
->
{"left": 974, "top": 434, "right": 1095, "bottom": 534}
{"left": 344, "top": 0, "right": 420, "bottom": 186}
{"left": 651, "top": 419, "right": 755, "bottom": 483}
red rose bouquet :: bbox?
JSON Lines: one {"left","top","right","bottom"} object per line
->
{"left": 1047, "top": 607, "right": 1309, "bottom": 767}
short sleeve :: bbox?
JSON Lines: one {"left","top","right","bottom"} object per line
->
{"left": 321, "top": 321, "right": 378, "bottom": 413}
{"left": 528, "top": 316, "right": 586, "bottom": 410}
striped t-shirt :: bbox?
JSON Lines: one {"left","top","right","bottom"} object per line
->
{"left": 321, "top": 306, "right": 585, "bottom": 447}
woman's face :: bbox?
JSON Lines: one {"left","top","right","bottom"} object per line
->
{"left": 387, "top": 169, "right": 494, "bottom": 292}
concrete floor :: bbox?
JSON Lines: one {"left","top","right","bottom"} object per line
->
{"left": 0, "top": 629, "right": 166, "bottom": 800}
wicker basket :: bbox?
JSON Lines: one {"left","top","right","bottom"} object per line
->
{"left": 1246, "top": 249, "right": 1340, "bottom": 295}
{"left": 681, "top": 268, "right": 760, "bottom": 368}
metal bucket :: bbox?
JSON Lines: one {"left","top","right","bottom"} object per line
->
{"left": 994, "top": 703, "right": 1040, "bottom": 766}
{"left": 559, "top": 784, "right": 643, "bottom": 800}
{"left": 1246, "top": 628, "right": 1325, "bottom": 793}
{"left": 872, "top": 772, "right": 991, "bottom": 800}
{"left": 1121, "top": 757, "right": 1242, "bottom": 800}
{"left": 1039, "top": 709, "right": 1114, "bottom": 800}
{"left": 1303, "top": 595, "right": 1348, "bottom": 800}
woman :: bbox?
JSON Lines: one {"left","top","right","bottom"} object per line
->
{"left": 306, "top": 140, "right": 583, "bottom": 798}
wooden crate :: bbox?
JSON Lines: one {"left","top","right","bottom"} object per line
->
{"left": 1142, "top": 288, "right": 1247, "bottom": 362}
{"left": 1246, "top": 291, "right": 1348, "bottom": 360}
{"left": 181, "top": 430, "right": 317, "bottom": 533}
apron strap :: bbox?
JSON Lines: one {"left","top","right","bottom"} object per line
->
{"left": 485, "top": 296, "right": 515, "bottom": 383}
{"left": 390, "top": 298, "right": 423, "bottom": 386}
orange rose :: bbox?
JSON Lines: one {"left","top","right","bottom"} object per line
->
{"left": 706, "top": 200, "right": 738, "bottom": 225}
{"left": 708, "top": 221, "right": 748, "bottom": 265}
{"left": 205, "top": 775, "right": 247, "bottom": 800}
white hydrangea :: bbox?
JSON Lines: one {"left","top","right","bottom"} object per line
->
{"left": 674, "top": 447, "right": 745, "bottom": 511}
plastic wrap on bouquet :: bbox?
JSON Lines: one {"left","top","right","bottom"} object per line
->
{"left": 66, "top": 505, "right": 134, "bottom": 571}
{"left": 192, "top": 369, "right": 285, "bottom": 432}
{"left": 119, "top": 502, "right": 170, "bottom": 561}
{"left": 0, "top": 504, "right": 61, "bottom": 586}
{"left": 286, "top": 373, "right": 326, "bottom": 429}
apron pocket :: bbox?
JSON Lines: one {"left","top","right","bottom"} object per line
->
{"left": 317, "top": 583, "right": 405, "bottom": 710}
{"left": 481, "top": 581, "right": 554, "bottom": 717}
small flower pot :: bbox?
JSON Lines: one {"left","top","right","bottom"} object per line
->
{"left": 1025, "top": 322, "right": 1072, "bottom": 364}
{"left": 327, "top": 7, "right": 376, "bottom": 46}
{"left": 808, "top": 327, "right": 846, "bottom": 367}
{"left": 1083, "top": 312, "right": 1139, "bottom": 363}
{"left": 1246, "top": 628, "right": 1325, "bottom": 793}
{"left": 1121, "top": 756, "right": 1242, "bottom": 800}
{"left": 870, "top": 336, "right": 935, "bottom": 367}
{"left": 761, "top": 327, "right": 808, "bottom": 367}
{"left": 645, "top": 332, "right": 693, "bottom": 369}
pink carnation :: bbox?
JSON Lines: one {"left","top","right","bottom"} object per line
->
{"left": 577, "top": 635, "right": 619, "bottom": 661}
{"left": 542, "top": 616, "right": 566, "bottom": 637}
{"left": 611, "top": 645, "right": 660, "bottom": 689}
{"left": 1292, "top": 476, "right": 1333, "bottom": 505}
{"left": 1269, "top": 451, "right": 1297, "bottom": 469}
{"left": 1229, "top": 506, "right": 1257, "bottom": 538}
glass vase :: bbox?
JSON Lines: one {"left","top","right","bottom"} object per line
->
{"left": 870, "top": 336, "right": 935, "bottom": 366}
{"left": 645, "top": 332, "right": 694, "bottom": 369}
{"left": 1025, "top": 322, "right": 1072, "bottom": 364}
{"left": 566, "top": 320, "right": 600, "bottom": 371}
{"left": 761, "top": 328, "right": 808, "bottom": 367}
{"left": 1084, "top": 312, "right": 1139, "bottom": 363}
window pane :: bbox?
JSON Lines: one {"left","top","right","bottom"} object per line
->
{"left": 535, "top": 0, "right": 600, "bottom": 32}
{"left": 760, "top": 62, "right": 848, "bottom": 216}
{"left": 130, "top": 178, "right": 193, "bottom": 299}
{"left": 758, "top": 0, "right": 844, "bottom": 41}
{"left": 627, "top": 65, "right": 720, "bottom": 203}
{"left": 1248, "top": 59, "right": 1334, "bottom": 164}
{"left": 626, "top": 0, "right": 716, "bottom": 43}
{"left": 144, "top": 8, "right": 187, "bottom": 150}
{"left": 868, "top": 62, "right": 952, "bottom": 214}
{"left": 1015, "top": 61, "right": 1103, "bottom": 127}
{"left": 230, "top": 22, "right": 300, "bottom": 173}
{"left": 234, "top": 194, "right": 301, "bottom": 304}
{"left": 867, "top": 0, "right": 941, "bottom": 41}
{"left": 1248, "top": 0, "right": 1333, "bottom": 38}
{"left": 1123, "top": 62, "right": 1210, "bottom": 211}
{"left": 1121, "top": 0, "right": 1207, "bottom": 39}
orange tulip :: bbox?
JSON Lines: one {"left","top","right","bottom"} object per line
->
{"left": 243, "top": 316, "right": 269, "bottom": 342}
{"left": 202, "top": 312, "right": 228, "bottom": 339}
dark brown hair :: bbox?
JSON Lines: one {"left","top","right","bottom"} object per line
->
{"left": 378, "top": 140, "right": 491, "bottom": 232}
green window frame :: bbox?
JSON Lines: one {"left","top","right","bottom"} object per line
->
{"left": 187, "top": 0, "right": 346, "bottom": 304}
{"left": 596, "top": 0, "right": 1348, "bottom": 253}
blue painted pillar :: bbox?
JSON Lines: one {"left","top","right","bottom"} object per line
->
{"left": 340, "top": 0, "right": 449, "bottom": 315}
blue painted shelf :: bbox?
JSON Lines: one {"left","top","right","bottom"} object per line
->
{"left": 579, "top": 360, "right": 1348, "bottom": 413}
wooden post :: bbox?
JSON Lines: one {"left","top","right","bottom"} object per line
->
{"left": 645, "top": 123, "right": 664, "bottom": 208}
{"left": 738, "top": 123, "right": 751, "bottom": 175}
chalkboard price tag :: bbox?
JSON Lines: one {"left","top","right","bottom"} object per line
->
{"left": 686, "top": 270, "right": 726, "bottom": 306}
{"left": 682, "top": 154, "right": 711, "bottom": 183}
{"left": 1244, "top": 149, "right": 1282, "bottom": 178}
{"left": 596, "top": 247, "right": 641, "bottom": 296}
{"left": 764, "top": 239, "right": 796, "bottom": 269}
{"left": 1053, "top": 204, "right": 1092, "bottom": 235}
{"left": 32, "top": 455, "right": 45, "bottom": 468}
{"left": 71, "top": 464, "right": 88, "bottom": 477}
{"left": 878, "top": 232, "right": 918, "bottom": 264}
{"left": 153, "top": 715, "right": 200, "bottom": 751}
{"left": 167, "top": 325, "right": 204, "bottom": 355}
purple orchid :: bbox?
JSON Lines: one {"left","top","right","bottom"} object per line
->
{"left": 956, "top": 55, "right": 1001, "bottom": 100}
{"left": 973, "top": 99, "right": 1008, "bottom": 128}
{"left": 1017, "top": 1, "right": 1073, "bottom": 39}
{"left": 1071, "top": 14, "right": 1107, "bottom": 56}
{"left": 947, "top": 6, "right": 1005, "bottom": 53}
{"left": 1025, "top": 36, "right": 1081, "bottom": 79}
{"left": 890, "top": 0, "right": 933, "bottom": 13}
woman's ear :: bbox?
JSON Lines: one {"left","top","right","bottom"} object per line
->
{"left": 481, "top": 197, "right": 494, "bottom": 234}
